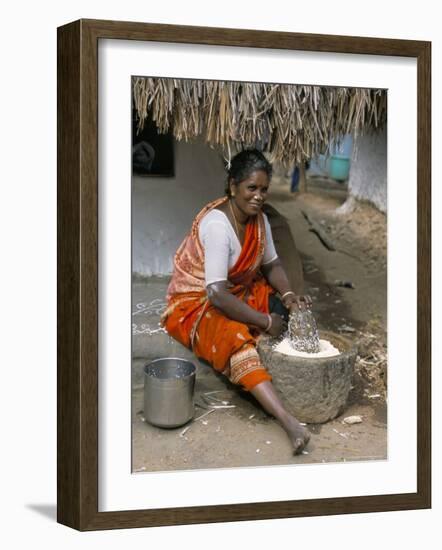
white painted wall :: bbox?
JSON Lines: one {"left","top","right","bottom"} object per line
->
{"left": 348, "top": 128, "right": 387, "bottom": 212}
{"left": 132, "top": 139, "right": 227, "bottom": 276}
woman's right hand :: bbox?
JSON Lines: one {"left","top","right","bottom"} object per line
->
{"left": 266, "top": 313, "right": 287, "bottom": 338}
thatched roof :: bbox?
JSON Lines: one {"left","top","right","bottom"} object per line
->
{"left": 133, "top": 77, "right": 387, "bottom": 166}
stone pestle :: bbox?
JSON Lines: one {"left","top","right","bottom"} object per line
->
{"left": 288, "top": 308, "right": 321, "bottom": 353}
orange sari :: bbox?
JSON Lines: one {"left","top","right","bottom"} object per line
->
{"left": 161, "top": 197, "right": 273, "bottom": 390}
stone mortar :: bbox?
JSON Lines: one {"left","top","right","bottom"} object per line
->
{"left": 257, "top": 331, "right": 357, "bottom": 423}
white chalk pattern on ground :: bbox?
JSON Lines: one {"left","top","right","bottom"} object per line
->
{"left": 132, "top": 299, "right": 167, "bottom": 316}
{"left": 132, "top": 299, "right": 168, "bottom": 335}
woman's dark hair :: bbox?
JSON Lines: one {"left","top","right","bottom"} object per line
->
{"left": 225, "top": 149, "right": 272, "bottom": 196}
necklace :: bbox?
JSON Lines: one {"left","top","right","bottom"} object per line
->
{"left": 228, "top": 199, "right": 243, "bottom": 238}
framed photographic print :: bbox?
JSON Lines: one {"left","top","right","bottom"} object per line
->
{"left": 57, "top": 19, "right": 431, "bottom": 530}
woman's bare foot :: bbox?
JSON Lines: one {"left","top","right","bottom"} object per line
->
{"left": 280, "top": 414, "right": 311, "bottom": 455}
{"left": 250, "top": 381, "right": 311, "bottom": 455}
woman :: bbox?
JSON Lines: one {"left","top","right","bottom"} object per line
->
{"left": 161, "top": 149, "right": 311, "bottom": 454}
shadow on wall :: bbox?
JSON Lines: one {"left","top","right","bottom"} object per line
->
{"left": 132, "top": 139, "right": 226, "bottom": 277}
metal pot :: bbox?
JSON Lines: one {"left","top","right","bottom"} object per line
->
{"left": 143, "top": 357, "right": 196, "bottom": 428}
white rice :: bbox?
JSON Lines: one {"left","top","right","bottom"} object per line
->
{"left": 274, "top": 338, "right": 340, "bottom": 358}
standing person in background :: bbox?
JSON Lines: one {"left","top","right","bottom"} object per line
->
{"left": 290, "top": 160, "right": 310, "bottom": 193}
{"left": 290, "top": 165, "right": 300, "bottom": 192}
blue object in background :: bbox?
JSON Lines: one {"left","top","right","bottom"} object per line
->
{"left": 290, "top": 166, "right": 300, "bottom": 192}
{"left": 308, "top": 134, "right": 353, "bottom": 181}
{"left": 336, "top": 134, "right": 353, "bottom": 157}
{"left": 329, "top": 155, "right": 350, "bottom": 181}
{"left": 328, "top": 134, "right": 352, "bottom": 181}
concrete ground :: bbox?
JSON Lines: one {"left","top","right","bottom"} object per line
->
{"left": 132, "top": 180, "right": 387, "bottom": 473}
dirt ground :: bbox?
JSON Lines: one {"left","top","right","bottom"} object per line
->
{"left": 132, "top": 175, "right": 388, "bottom": 472}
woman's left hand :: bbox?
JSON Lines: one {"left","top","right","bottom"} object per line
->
{"left": 284, "top": 294, "right": 312, "bottom": 312}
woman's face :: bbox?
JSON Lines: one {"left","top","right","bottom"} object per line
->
{"left": 230, "top": 170, "right": 270, "bottom": 217}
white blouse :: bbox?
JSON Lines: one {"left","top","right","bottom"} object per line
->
{"left": 198, "top": 209, "right": 278, "bottom": 286}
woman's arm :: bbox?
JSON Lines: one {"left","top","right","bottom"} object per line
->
{"left": 261, "top": 258, "right": 312, "bottom": 310}
{"left": 260, "top": 215, "right": 310, "bottom": 309}
{"left": 207, "top": 281, "right": 285, "bottom": 337}
{"left": 201, "top": 214, "right": 285, "bottom": 335}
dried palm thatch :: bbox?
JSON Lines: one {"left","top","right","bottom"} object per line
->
{"left": 132, "top": 77, "right": 387, "bottom": 167}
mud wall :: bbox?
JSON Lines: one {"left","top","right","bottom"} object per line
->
{"left": 348, "top": 128, "right": 387, "bottom": 213}
{"left": 132, "top": 139, "right": 226, "bottom": 277}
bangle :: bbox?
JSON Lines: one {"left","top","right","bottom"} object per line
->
{"left": 265, "top": 314, "right": 272, "bottom": 332}
{"left": 281, "top": 290, "right": 295, "bottom": 301}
